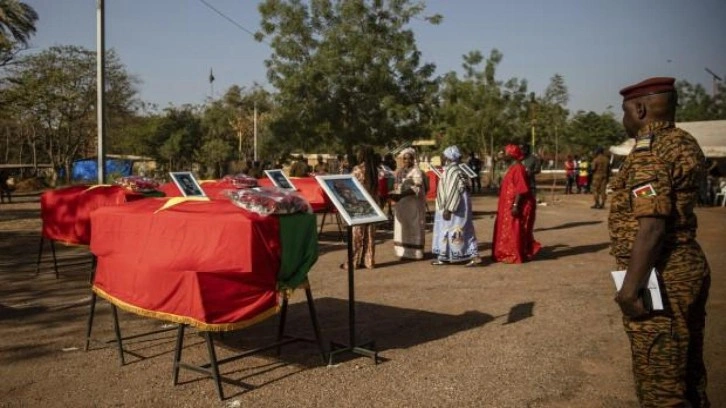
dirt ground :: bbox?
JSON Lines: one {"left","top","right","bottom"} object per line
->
{"left": 0, "top": 190, "right": 724, "bottom": 408}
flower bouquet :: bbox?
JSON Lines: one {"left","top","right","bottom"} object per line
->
{"left": 114, "top": 176, "right": 160, "bottom": 193}
{"left": 222, "top": 173, "right": 258, "bottom": 189}
{"left": 226, "top": 187, "right": 312, "bottom": 216}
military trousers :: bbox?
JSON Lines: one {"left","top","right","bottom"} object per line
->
{"left": 622, "top": 264, "right": 710, "bottom": 408}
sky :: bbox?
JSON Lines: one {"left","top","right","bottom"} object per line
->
{"left": 23, "top": 0, "right": 726, "bottom": 115}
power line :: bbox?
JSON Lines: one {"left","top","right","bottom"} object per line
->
{"left": 196, "top": 0, "right": 269, "bottom": 45}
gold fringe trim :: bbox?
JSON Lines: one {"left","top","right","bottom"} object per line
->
{"left": 92, "top": 286, "right": 280, "bottom": 332}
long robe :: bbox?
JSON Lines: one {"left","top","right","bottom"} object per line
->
{"left": 431, "top": 163, "right": 478, "bottom": 262}
{"left": 491, "top": 162, "right": 541, "bottom": 263}
{"left": 393, "top": 166, "right": 426, "bottom": 259}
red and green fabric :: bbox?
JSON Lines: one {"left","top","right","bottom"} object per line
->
{"left": 90, "top": 198, "right": 318, "bottom": 331}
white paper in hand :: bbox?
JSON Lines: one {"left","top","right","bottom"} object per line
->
{"left": 610, "top": 268, "right": 664, "bottom": 311}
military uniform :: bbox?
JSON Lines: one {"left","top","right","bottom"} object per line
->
{"left": 608, "top": 120, "right": 710, "bottom": 407}
{"left": 590, "top": 153, "right": 610, "bottom": 208}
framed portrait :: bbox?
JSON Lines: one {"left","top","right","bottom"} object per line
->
{"left": 379, "top": 164, "right": 394, "bottom": 178}
{"left": 170, "top": 171, "right": 206, "bottom": 197}
{"left": 427, "top": 163, "right": 443, "bottom": 178}
{"left": 264, "top": 169, "right": 296, "bottom": 190}
{"left": 458, "top": 163, "right": 478, "bottom": 179}
{"left": 315, "top": 174, "right": 388, "bottom": 226}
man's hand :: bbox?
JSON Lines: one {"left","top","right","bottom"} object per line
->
{"left": 615, "top": 291, "right": 648, "bottom": 319}
{"left": 443, "top": 210, "right": 452, "bottom": 221}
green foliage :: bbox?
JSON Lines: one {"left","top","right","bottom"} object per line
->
{"left": 435, "top": 49, "right": 529, "bottom": 157}
{"left": 2, "top": 45, "right": 138, "bottom": 182}
{"left": 563, "top": 110, "right": 624, "bottom": 156}
{"left": 151, "top": 105, "right": 202, "bottom": 171}
{"left": 197, "top": 138, "right": 233, "bottom": 178}
{"left": 675, "top": 79, "right": 726, "bottom": 122}
{"left": 0, "top": 0, "right": 38, "bottom": 67}
{"left": 256, "top": 0, "right": 440, "bottom": 155}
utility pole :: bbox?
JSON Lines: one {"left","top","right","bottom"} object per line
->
{"left": 96, "top": 0, "right": 106, "bottom": 184}
{"left": 253, "top": 102, "right": 258, "bottom": 162}
{"left": 705, "top": 67, "right": 722, "bottom": 98}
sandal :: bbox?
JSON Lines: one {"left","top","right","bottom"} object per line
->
{"left": 431, "top": 260, "right": 446, "bottom": 266}
{"left": 464, "top": 258, "right": 481, "bottom": 268}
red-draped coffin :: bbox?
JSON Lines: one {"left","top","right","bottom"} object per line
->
{"left": 90, "top": 198, "right": 281, "bottom": 330}
{"left": 41, "top": 185, "right": 141, "bottom": 245}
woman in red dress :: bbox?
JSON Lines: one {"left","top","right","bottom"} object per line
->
{"left": 491, "top": 144, "right": 541, "bottom": 263}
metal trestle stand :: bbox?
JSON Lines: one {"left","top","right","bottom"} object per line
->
{"left": 327, "top": 225, "right": 379, "bottom": 365}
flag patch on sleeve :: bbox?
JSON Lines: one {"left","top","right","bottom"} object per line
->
{"left": 632, "top": 183, "right": 656, "bottom": 198}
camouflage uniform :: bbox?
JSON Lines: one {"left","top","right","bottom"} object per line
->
{"left": 590, "top": 153, "right": 610, "bottom": 207}
{"left": 608, "top": 121, "right": 710, "bottom": 407}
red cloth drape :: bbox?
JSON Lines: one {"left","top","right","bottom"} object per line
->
{"left": 491, "top": 163, "right": 541, "bottom": 263}
{"left": 426, "top": 171, "right": 439, "bottom": 200}
{"left": 90, "top": 198, "right": 281, "bottom": 330}
{"left": 41, "top": 185, "right": 141, "bottom": 245}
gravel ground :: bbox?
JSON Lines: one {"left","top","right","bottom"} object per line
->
{"left": 0, "top": 191, "right": 723, "bottom": 407}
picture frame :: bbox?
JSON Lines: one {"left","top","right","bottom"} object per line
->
{"left": 427, "top": 163, "right": 443, "bottom": 178}
{"left": 379, "top": 164, "right": 394, "bottom": 178}
{"left": 315, "top": 174, "right": 388, "bottom": 226}
{"left": 458, "top": 163, "right": 478, "bottom": 179}
{"left": 169, "top": 171, "right": 206, "bottom": 197}
{"left": 264, "top": 169, "right": 296, "bottom": 190}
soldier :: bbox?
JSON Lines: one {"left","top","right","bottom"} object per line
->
{"left": 609, "top": 77, "right": 711, "bottom": 407}
{"left": 590, "top": 147, "right": 610, "bottom": 209}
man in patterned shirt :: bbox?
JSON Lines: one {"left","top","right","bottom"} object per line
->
{"left": 609, "top": 77, "right": 710, "bottom": 407}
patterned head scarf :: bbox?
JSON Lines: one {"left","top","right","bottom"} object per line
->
{"left": 443, "top": 145, "right": 462, "bottom": 162}
{"left": 397, "top": 147, "right": 416, "bottom": 160}
{"left": 505, "top": 144, "right": 525, "bottom": 161}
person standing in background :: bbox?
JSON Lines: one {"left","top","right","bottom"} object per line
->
{"left": 577, "top": 156, "right": 590, "bottom": 194}
{"left": 467, "top": 151, "right": 483, "bottom": 194}
{"left": 590, "top": 147, "right": 610, "bottom": 209}
{"left": 564, "top": 155, "right": 577, "bottom": 194}
{"left": 340, "top": 145, "right": 380, "bottom": 270}
{"left": 521, "top": 144, "right": 541, "bottom": 201}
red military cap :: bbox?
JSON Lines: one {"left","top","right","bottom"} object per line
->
{"left": 619, "top": 77, "right": 676, "bottom": 101}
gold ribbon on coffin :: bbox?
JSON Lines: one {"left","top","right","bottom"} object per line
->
{"left": 154, "top": 196, "right": 211, "bottom": 213}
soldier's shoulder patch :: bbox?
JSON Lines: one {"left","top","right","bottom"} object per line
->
{"left": 633, "top": 135, "right": 652, "bottom": 152}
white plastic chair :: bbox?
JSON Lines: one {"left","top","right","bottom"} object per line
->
{"left": 715, "top": 185, "right": 726, "bottom": 207}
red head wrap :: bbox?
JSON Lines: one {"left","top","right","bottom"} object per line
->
{"left": 505, "top": 144, "right": 525, "bottom": 161}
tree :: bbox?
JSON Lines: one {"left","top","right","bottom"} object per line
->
{"left": 564, "top": 110, "right": 624, "bottom": 156}
{"left": 0, "top": 0, "right": 38, "bottom": 67}
{"left": 435, "top": 49, "right": 529, "bottom": 158}
{"left": 2, "top": 45, "right": 138, "bottom": 183}
{"left": 150, "top": 105, "right": 203, "bottom": 172}
{"left": 675, "top": 79, "right": 726, "bottom": 122}
{"left": 256, "top": 0, "right": 441, "bottom": 155}
{"left": 532, "top": 74, "right": 569, "bottom": 160}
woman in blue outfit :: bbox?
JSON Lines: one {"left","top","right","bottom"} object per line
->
{"left": 431, "top": 145, "right": 481, "bottom": 267}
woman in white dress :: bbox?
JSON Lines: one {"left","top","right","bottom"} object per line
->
{"left": 391, "top": 148, "right": 426, "bottom": 259}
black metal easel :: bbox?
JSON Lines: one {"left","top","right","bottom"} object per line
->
{"left": 327, "top": 225, "right": 379, "bottom": 365}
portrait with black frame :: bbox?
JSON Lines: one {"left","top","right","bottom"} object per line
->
{"left": 170, "top": 171, "right": 206, "bottom": 197}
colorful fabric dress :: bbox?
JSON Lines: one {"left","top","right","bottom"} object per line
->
{"left": 349, "top": 163, "right": 376, "bottom": 269}
{"left": 393, "top": 165, "right": 426, "bottom": 259}
{"left": 491, "top": 162, "right": 541, "bottom": 263}
{"left": 431, "top": 163, "right": 478, "bottom": 262}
